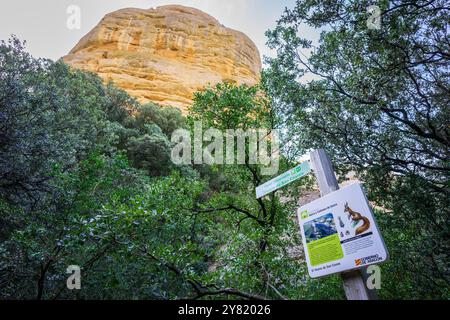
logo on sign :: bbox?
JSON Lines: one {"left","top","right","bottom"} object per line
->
{"left": 355, "top": 254, "right": 383, "bottom": 267}
{"left": 300, "top": 210, "right": 309, "bottom": 219}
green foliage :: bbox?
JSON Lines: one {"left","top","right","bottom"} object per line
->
{"left": 63, "top": 172, "right": 208, "bottom": 299}
{"left": 0, "top": 44, "right": 343, "bottom": 299}
{"left": 135, "top": 103, "right": 186, "bottom": 137}
{"left": 3, "top": 1, "right": 447, "bottom": 299}
{"left": 0, "top": 37, "right": 200, "bottom": 299}
{"left": 191, "top": 82, "right": 272, "bottom": 130}
{"left": 186, "top": 83, "right": 340, "bottom": 299}
{"left": 0, "top": 151, "right": 144, "bottom": 299}
{"left": 264, "top": 0, "right": 449, "bottom": 298}
{"left": 126, "top": 127, "right": 173, "bottom": 177}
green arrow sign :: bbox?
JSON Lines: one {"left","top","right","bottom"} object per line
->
{"left": 256, "top": 161, "right": 311, "bottom": 199}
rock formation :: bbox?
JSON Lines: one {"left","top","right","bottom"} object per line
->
{"left": 63, "top": 5, "right": 262, "bottom": 112}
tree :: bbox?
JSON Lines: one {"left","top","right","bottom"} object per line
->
{"left": 0, "top": 36, "right": 139, "bottom": 208}
{"left": 187, "top": 83, "right": 342, "bottom": 299}
{"left": 135, "top": 103, "right": 186, "bottom": 137}
{"left": 0, "top": 37, "right": 191, "bottom": 299}
{"left": 264, "top": 0, "right": 449, "bottom": 298}
{"left": 126, "top": 125, "right": 174, "bottom": 177}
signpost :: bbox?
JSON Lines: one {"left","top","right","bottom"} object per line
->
{"left": 256, "top": 161, "right": 311, "bottom": 199}
{"left": 255, "top": 150, "right": 387, "bottom": 300}
{"left": 307, "top": 149, "right": 387, "bottom": 300}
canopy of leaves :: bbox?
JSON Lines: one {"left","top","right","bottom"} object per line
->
{"left": 264, "top": 0, "right": 449, "bottom": 298}
{"left": 1, "top": 37, "right": 336, "bottom": 300}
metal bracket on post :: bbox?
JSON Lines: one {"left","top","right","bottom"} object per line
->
{"left": 309, "top": 149, "right": 376, "bottom": 300}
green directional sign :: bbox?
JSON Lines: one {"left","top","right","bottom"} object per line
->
{"left": 256, "top": 161, "right": 311, "bottom": 199}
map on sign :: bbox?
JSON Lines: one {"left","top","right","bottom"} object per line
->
{"left": 256, "top": 161, "right": 311, "bottom": 199}
{"left": 297, "top": 183, "right": 389, "bottom": 278}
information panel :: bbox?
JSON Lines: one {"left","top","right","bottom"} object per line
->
{"left": 297, "top": 183, "right": 389, "bottom": 278}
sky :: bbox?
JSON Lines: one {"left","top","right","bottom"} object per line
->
{"left": 0, "top": 0, "right": 320, "bottom": 64}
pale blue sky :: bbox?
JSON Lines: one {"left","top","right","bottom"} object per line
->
{"left": 0, "top": 0, "right": 320, "bottom": 63}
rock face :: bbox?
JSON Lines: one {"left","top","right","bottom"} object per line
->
{"left": 63, "top": 5, "right": 262, "bottom": 112}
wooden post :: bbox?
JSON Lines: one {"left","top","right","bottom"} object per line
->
{"left": 310, "top": 149, "right": 376, "bottom": 300}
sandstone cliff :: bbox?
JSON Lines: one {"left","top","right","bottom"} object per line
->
{"left": 63, "top": 5, "right": 262, "bottom": 112}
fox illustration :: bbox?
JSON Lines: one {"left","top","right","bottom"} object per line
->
{"left": 344, "top": 203, "right": 370, "bottom": 236}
